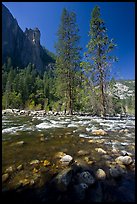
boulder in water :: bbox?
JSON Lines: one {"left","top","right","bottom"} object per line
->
{"left": 78, "top": 171, "right": 95, "bottom": 186}
{"left": 53, "top": 167, "right": 73, "bottom": 192}
{"left": 60, "top": 155, "right": 73, "bottom": 165}
{"left": 115, "top": 156, "right": 132, "bottom": 165}
{"left": 96, "top": 168, "right": 106, "bottom": 180}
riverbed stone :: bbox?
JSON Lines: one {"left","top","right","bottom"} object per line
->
{"left": 43, "top": 160, "right": 51, "bottom": 166}
{"left": 119, "top": 129, "right": 129, "bottom": 133}
{"left": 60, "top": 155, "right": 73, "bottom": 165}
{"left": 96, "top": 168, "right": 106, "bottom": 180}
{"left": 77, "top": 150, "right": 90, "bottom": 156}
{"left": 5, "top": 166, "right": 16, "bottom": 174}
{"left": 109, "top": 166, "right": 123, "bottom": 178}
{"left": 115, "top": 156, "right": 132, "bottom": 165}
{"left": 78, "top": 171, "right": 95, "bottom": 186}
{"left": 92, "top": 129, "right": 107, "bottom": 135}
{"left": 15, "top": 141, "right": 25, "bottom": 145}
{"left": 95, "top": 148, "right": 107, "bottom": 154}
{"left": 2, "top": 173, "right": 9, "bottom": 182}
{"left": 54, "top": 152, "right": 66, "bottom": 159}
{"left": 17, "top": 164, "right": 23, "bottom": 171}
{"left": 54, "top": 167, "right": 73, "bottom": 192}
{"left": 30, "top": 160, "right": 40, "bottom": 165}
{"left": 19, "top": 179, "right": 30, "bottom": 186}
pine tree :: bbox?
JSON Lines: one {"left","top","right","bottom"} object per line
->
{"left": 55, "top": 8, "right": 81, "bottom": 115}
{"left": 83, "top": 6, "right": 117, "bottom": 116}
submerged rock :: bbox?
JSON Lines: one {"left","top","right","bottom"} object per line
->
{"left": 17, "top": 164, "right": 23, "bottom": 171}
{"left": 96, "top": 169, "right": 106, "bottom": 180}
{"left": 5, "top": 166, "right": 16, "bottom": 174}
{"left": 43, "top": 160, "right": 51, "bottom": 166}
{"left": 53, "top": 167, "right": 73, "bottom": 192}
{"left": 77, "top": 150, "right": 90, "bottom": 156}
{"left": 30, "top": 160, "right": 40, "bottom": 165}
{"left": 11, "top": 141, "right": 25, "bottom": 146}
{"left": 109, "top": 165, "right": 126, "bottom": 178}
{"left": 115, "top": 156, "right": 132, "bottom": 165}
{"left": 54, "top": 152, "right": 66, "bottom": 159}
{"left": 60, "top": 155, "right": 73, "bottom": 166}
{"left": 95, "top": 148, "right": 107, "bottom": 154}
{"left": 2, "top": 173, "right": 9, "bottom": 182}
{"left": 78, "top": 171, "right": 95, "bottom": 186}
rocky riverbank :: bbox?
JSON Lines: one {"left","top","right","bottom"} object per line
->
{"left": 2, "top": 109, "right": 135, "bottom": 120}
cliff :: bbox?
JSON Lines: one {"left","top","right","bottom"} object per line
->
{"left": 2, "top": 4, "right": 54, "bottom": 72}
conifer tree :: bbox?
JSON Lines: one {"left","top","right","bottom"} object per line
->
{"left": 55, "top": 8, "right": 81, "bottom": 115}
{"left": 83, "top": 6, "right": 117, "bottom": 116}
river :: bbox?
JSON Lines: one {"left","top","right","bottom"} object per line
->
{"left": 2, "top": 113, "right": 135, "bottom": 202}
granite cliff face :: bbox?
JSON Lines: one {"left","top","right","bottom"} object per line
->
{"left": 2, "top": 4, "right": 54, "bottom": 72}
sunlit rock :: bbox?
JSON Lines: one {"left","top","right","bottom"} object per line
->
{"left": 96, "top": 168, "right": 106, "bottom": 180}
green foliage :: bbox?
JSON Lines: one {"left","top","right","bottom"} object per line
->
{"left": 55, "top": 8, "right": 82, "bottom": 114}
{"left": 82, "top": 6, "right": 117, "bottom": 116}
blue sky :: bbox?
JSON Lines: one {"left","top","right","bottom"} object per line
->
{"left": 3, "top": 2, "right": 135, "bottom": 80}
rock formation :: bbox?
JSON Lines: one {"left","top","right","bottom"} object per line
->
{"left": 2, "top": 4, "right": 54, "bottom": 72}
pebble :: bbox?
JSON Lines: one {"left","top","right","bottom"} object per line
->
{"left": 54, "top": 152, "right": 66, "bottom": 159}
{"left": 17, "top": 164, "right": 23, "bottom": 171}
{"left": 43, "top": 160, "right": 51, "bottom": 166}
{"left": 95, "top": 148, "right": 107, "bottom": 154}
{"left": 30, "top": 160, "right": 40, "bottom": 165}
{"left": 5, "top": 166, "right": 16, "bottom": 173}
{"left": 77, "top": 150, "right": 90, "bottom": 156}
{"left": 2, "top": 173, "right": 9, "bottom": 182}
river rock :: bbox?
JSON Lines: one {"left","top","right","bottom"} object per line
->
{"left": 30, "top": 159, "right": 40, "bottom": 165}
{"left": 2, "top": 173, "right": 9, "bottom": 182}
{"left": 73, "top": 183, "right": 88, "bottom": 201}
{"left": 121, "top": 150, "right": 132, "bottom": 156}
{"left": 54, "top": 167, "right": 73, "bottom": 192}
{"left": 92, "top": 129, "right": 107, "bottom": 135}
{"left": 43, "top": 160, "right": 51, "bottom": 166}
{"left": 5, "top": 166, "right": 16, "bottom": 173}
{"left": 78, "top": 171, "right": 95, "bottom": 186}
{"left": 15, "top": 141, "right": 25, "bottom": 146}
{"left": 19, "top": 179, "right": 30, "bottom": 186}
{"left": 96, "top": 169, "right": 106, "bottom": 180}
{"left": 115, "top": 156, "right": 132, "bottom": 165}
{"left": 109, "top": 166, "right": 122, "bottom": 178}
{"left": 119, "top": 129, "right": 129, "bottom": 133}
{"left": 77, "top": 150, "right": 90, "bottom": 156}
{"left": 17, "top": 164, "right": 23, "bottom": 171}
{"left": 54, "top": 152, "right": 66, "bottom": 159}
{"left": 95, "top": 148, "right": 107, "bottom": 154}
{"left": 60, "top": 155, "right": 73, "bottom": 165}
{"left": 40, "top": 137, "right": 45, "bottom": 142}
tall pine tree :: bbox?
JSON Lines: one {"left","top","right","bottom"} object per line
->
{"left": 83, "top": 6, "right": 117, "bottom": 116}
{"left": 55, "top": 8, "right": 81, "bottom": 115}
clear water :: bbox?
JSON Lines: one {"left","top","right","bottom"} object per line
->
{"left": 2, "top": 114, "right": 135, "bottom": 190}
